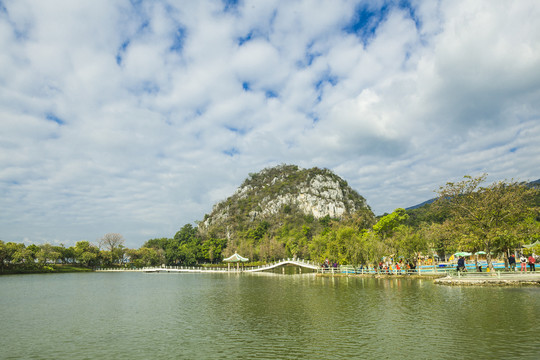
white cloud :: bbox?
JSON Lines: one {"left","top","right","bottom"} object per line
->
{"left": 1, "top": 0, "right": 539, "bottom": 247}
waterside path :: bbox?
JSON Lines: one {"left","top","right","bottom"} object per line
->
{"left": 434, "top": 272, "right": 540, "bottom": 286}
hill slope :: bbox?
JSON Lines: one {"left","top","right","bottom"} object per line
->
{"left": 199, "top": 164, "right": 374, "bottom": 258}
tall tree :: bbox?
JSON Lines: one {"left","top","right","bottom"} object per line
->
{"left": 425, "top": 221, "right": 458, "bottom": 261}
{"left": 99, "top": 233, "right": 126, "bottom": 265}
{"left": 143, "top": 238, "right": 170, "bottom": 250}
{"left": 74, "top": 241, "right": 100, "bottom": 267}
{"left": 436, "top": 175, "right": 539, "bottom": 271}
{"left": 128, "top": 247, "right": 165, "bottom": 267}
{"left": 166, "top": 224, "right": 201, "bottom": 265}
{"left": 36, "top": 243, "right": 61, "bottom": 265}
{"left": 373, "top": 208, "right": 409, "bottom": 240}
{"left": 393, "top": 224, "right": 429, "bottom": 266}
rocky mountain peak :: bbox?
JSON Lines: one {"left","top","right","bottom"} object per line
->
{"left": 200, "top": 165, "right": 371, "bottom": 236}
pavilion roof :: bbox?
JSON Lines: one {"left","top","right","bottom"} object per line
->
{"left": 523, "top": 240, "right": 540, "bottom": 248}
{"left": 223, "top": 253, "right": 249, "bottom": 262}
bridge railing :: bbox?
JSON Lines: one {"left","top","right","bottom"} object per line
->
{"left": 315, "top": 264, "right": 523, "bottom": 276}
{"left": 96, "top": 261, "right": 531, "bottom": 276}
{"left": 317, "top": 265, "right": 457, "bottom": 275}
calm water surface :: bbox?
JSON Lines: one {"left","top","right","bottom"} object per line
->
{"left": 1, "top": 272, "right": 539, "bottom": 359}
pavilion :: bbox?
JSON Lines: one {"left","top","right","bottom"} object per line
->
{"left": 223, "top": 252, "right": 249, "bottom": 272}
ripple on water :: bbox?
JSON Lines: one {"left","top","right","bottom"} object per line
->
{"left": 1, "top": 273, "right": 539, "bottom": 359}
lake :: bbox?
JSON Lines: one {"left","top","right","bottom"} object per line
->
{"left": 1, "top": 272, "right": 538, "bottom": 359}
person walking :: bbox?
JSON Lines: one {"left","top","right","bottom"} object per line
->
{"left": 520, "top": 255, "right": 527, "bottom": 273}
{"left": 528, "top": 254, "right": 536, "bottom": 272}
{"left": 508, "top": 254, "right": 516, "bottom": 272}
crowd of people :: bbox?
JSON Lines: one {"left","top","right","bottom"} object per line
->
{"left": 509, "top": 254, "right": 537, "bottom": 272}
{"left": 320, "top": 253, "right": 538, "bottom": 274}
{"left": 455, "top": 253, "right": 537, "bottom": 273}
{"left": 321, "top": 257, "right": 418, "bottom": 274}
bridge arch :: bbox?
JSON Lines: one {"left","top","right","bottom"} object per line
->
{"left": 245, "top": 259, "right": 319, "bottom": 272}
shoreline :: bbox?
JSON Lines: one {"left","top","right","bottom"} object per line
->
{"left": 4, "top": 267, "right": 539, "bottom": 286}
{"left": 316, "top": 272, "right": 540, "bottom": 286}
{"left": 0, "top": 265, "right": 93, "bottom": 275}
{"left": 434, "top": 273, "right": 540, "bottom": 286}
{"left": 316, "top": 273, "right": 446, "bottom": 279}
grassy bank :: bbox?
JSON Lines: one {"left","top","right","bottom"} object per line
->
{"left": 0, "top": 265, "right": 93, "bottom": 275}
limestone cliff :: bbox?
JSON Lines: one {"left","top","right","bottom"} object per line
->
{"left": 200, "top": 165, "right": 372, "bottom": 239}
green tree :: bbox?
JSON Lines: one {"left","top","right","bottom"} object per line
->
{"left": 373, "top": 208, "right": 409, "bottom": 240}
{"left": 59, "top": 245, "right": 75, "bottom": 264}
{"left": 0, "top": 240, "right": 6, "bottom": 270}
{"left": 36, "top": 243, "right": 61, "bottom": 265}
{"left": 143, "top": 238, "right": 170, "bottom": 250}
{"left": 393, "top": 225, "right": 428, "bottom": 266}
{"left": 3, "top": 242, "right": 20, "bottom": 265}
{"left": 13, "top": 247, "right": 36, "bottom": 268}
{"left": 363, "top": 231, "right": 389, "bottom": 268}
{"left": 174, "top": 224, "right": 198, "bottom": 243}
{"left": 308, "top": 232, "right": 328, "bottom": 264}
{"left": 166, "top": 224, "right": 201, "bottom": 265}
{"left": 26, "top": 244, "right": 40, "bottom": 260}
{"left": 4, "top": 242, "right": 27, "bottom": 265}
{"left": 128, "top": 247, "right": 165, "bottom": 267}
{"left": 200, "top": 237, "right": 227, "bottom": 263}
{"left": 424, "top": 221, "right": 458, "bottom": 261}
{"left": 319, "top": 215, "right": 333, "bottom": 229}
{"left": 340, "top": 208, "right": 377, "bottom": 231}
{"left": 302, "top": 225, "right": 313, "bottom": 241}
{"left": 337, "top": 226, "right": 364, "bottom": 266}
{"left": 436, "top": 175, "right": 540, "bottom": 271}
{"left": 1, "top": 242, "right": 35, "bottom": 269}
{"left": 74, "top": 241, "right": 100, "bottom": 267}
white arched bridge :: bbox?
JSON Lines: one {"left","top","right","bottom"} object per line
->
{"left": 97, "top": 258, "right": 320, "bottom": 273}
{"left": 245, "top": 259, "right": 319, "bottom": 272}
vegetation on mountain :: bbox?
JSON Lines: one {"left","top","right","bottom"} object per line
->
{"left": 198, "top": 164, "right": 374, "bottom": 261}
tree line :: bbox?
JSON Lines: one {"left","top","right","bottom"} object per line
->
{"left": 306, "top": 175, "right": 540, "bottom": 272}
{"left": 0, "top": 226, "right": 226, "bottom": 272}
{"left": 2, "top": 175, "right": 539, "bottom": 273}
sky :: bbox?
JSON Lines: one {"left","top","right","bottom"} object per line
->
{"left": 1, "top": 0, "right": 540, "bottom": 248}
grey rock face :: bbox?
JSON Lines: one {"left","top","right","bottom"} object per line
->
{"left": 202, "top": 165, "right": 369, "bottom": 229}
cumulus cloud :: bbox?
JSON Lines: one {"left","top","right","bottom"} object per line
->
{"left": 1, "top": 0, "right": 539, "bottom": 247}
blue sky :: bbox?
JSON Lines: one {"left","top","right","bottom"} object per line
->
{"left": 1, "top": 0, "right": 540, "bottom": 248}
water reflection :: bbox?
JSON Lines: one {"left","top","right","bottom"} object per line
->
{"left": 1, "top": 273, "right": 539, "bottom": 359}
